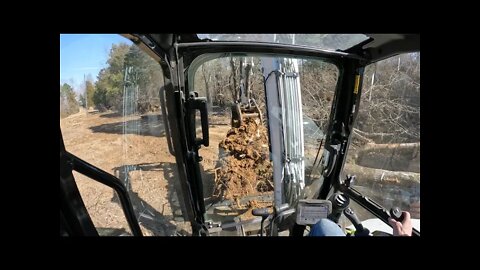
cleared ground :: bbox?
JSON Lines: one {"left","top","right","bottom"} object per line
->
{"left": 61, "top": 109, "right": 231, "bottom": 236}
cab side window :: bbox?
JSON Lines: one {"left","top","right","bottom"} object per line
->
{"left": 60, "top": 34, "right": 190, "bottom": 236}
{"left": 343, "top": 52, "right": 420, "bottom": 226}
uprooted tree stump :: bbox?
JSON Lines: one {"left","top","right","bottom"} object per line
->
{"left": 215, "top": 118, "right": 273, "bottom": 198}
{"left": 213, "top": 117, "right": 274, "bottom": 220}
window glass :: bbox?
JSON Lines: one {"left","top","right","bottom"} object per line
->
{"left": 60, "top": 34, "right": 190, "bottom": 236}
{"left": 343, "top": 52, "right": 420, "bottom": 230}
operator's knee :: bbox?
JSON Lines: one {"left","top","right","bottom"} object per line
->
{"left": 309, "top": 218, "right": 345, "bottom": 236}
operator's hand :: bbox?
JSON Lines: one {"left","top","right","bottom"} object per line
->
{"left": 388, "top": 211, "right": 412, "bottom": 236}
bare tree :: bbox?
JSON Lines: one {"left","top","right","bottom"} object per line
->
{"left": 229, "top": 57, "right": 238, "bottom": 101}
{"left": 355, "top": 53, "right": 420, "bottom": 144}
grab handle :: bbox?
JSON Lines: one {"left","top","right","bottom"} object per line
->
{"left": 190, "top": 97, "right": 209, "bottom": 147}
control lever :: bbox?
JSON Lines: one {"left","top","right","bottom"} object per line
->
{"left": 328, "top": 192, "right": 349, "bottom": 223}
{"left": 343, "top": 207, "right": 370, "bottom": 236}
{"left": 369, "top": 207, "right": 405, "bottom": 237}
{"left": 252, "top": 208, "right": 271, "bottom": 236}
{"left": 390, "top": 207, "right": 404, "bottom": 222}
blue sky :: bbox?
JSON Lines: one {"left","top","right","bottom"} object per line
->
{"left": 60, "top": 34, "right": 132, "bottom": 94}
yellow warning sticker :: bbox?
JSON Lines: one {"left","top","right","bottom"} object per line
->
{"left": 354, "top": 75, "right": 360, "bottom": 94}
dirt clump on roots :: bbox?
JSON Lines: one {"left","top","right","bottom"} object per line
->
{"left": 214, "top": 117, "right": 274, "bottom": 220}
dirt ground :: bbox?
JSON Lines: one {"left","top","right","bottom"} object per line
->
{"left": 60, "top": 108, "right": 231, "bottom": 236}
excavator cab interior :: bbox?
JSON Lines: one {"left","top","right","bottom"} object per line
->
{"left": 60, "top": 34, "right": 420, "bottom": 236}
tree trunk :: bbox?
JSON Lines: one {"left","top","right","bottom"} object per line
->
{"left": 352, "top": 129, "right": 374, "bottom": 145}
{"left": 361, "top": 142, "right": 420, "bottom": 152}
{"left": 230, "top": 57, "right": 238, "bottom": 101}
{"left": 201, "top": 65, "right": 212, "bottom": 109}
{"left": 244, "top": 62, "right": 252, "bottom": 100}
{"left": 238, "top": 58, "right": 244, "bottom": 101}
{"left": 202, "top": 65, "right": 210, "bottom": 94}
{"left": 344, "top": 163, "right": 419, "bottom": 188}
{"left": 353, "top": 128, "right": 396, "bottom": 143}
